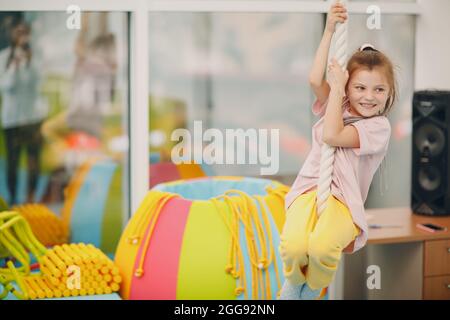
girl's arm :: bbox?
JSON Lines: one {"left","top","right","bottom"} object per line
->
{"left": 308, "top": 32, "right": 332, "bottom": 104}
{"left": 322, "top": 59, "right": 359, "bottom": 148}
{"left": 0, "top": 55, "right": 18, "bottom": 92}
{"left": 309, "top": 1, "right": 347, "bottom": 104}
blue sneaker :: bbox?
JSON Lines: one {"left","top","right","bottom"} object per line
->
{"left": 299, "top": 284, "right": 323, "bottom": 300}
{"left": 278, "top": 281, "right": 304, "bottom": 300}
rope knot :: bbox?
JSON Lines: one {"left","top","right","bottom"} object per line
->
{"left": 134, "top": 268, "right": 144, "bottom": 278}
{"left": 234, "top": 287, "right": 245, "bottom": 296}
{"left": 257, "top": 259, "right": 266, "bottom": 270}
{"left": 128, "top": 236, "right": 139, "bottom": 245}
{"left": 224, "top": 264, "right": 233, "bottom": 274}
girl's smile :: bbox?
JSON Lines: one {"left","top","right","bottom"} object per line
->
{"left": 347, "top": 68, "right": 390, "bottom": 117}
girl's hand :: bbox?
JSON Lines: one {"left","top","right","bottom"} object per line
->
{"left": 325, "top": 1, "right": 348, "bottom": 35}
{"left": 327, "top": 58, "right": 349, "bottom": 92}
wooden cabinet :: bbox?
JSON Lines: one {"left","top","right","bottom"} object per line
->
{"left": 353, "top": 207, "right": 450, "bottom": 300}
{"left": 423, "top": 239, "right": 450, "bottom": 299}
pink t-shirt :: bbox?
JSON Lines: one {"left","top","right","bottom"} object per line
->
{"left": 285, "top": 97, "right": 391, "bottom": 253}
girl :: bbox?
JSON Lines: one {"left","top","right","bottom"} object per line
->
{"left": 278, "top": 1, "right": 397, "bottom": 299}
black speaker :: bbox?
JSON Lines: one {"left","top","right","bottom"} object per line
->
{"left": 412, "top": 90, "right": 450, "bottom": 216}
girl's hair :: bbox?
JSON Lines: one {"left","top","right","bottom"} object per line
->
{"left": 346, "top": 45, "right": 398, "bottom": 116}
{"left": 6, "top": 21, "right": 32, "bottom": 69}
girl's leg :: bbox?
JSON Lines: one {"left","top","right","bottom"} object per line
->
{"left": 305, "top": 195, "right": 359, "bottom": 291}
{"left": 278, "top": 191, "right": 318, "bottom": 286}
{"left": 4, "top": 127, "right": 21, "bottom": 205}
{"left": 24, "top": 123, "right": 43, "bottom": 202}
{"left": 278, "top": 279, "right": 303, "bottom": 300}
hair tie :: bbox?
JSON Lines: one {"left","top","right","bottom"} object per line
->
{"left": 359, "top": 43, "right": 377, "bottom": 52}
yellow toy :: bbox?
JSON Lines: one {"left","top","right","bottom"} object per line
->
{"left": 20, "top": 243, "right": 122, "bottom": 299}
{"left": 12, "top": 204, "right": 69, "bottom": 246}
{"left": 0, "top": 209, "right": 121, "bottom": 299}
{"left": 0, "top": 211, "right": 47, "bottom": 299}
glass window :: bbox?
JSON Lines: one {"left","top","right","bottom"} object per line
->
{"left": 0, "top": 11, "right": 129, "bottom": 253}
{"left": 347, "top": 14, "right": 415, "bottom": 208}
{"left": 148, "top": 10, "right": 415, "bottom": 209}
{"left": 148, "top": 12, "right": 323, "bottom": 182}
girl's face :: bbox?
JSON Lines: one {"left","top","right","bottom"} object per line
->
{"left": 12, "top": 24, "right": 30, "bottom": 47}
{"left": 346, "top": 67, "right": 390, "bottom": 118}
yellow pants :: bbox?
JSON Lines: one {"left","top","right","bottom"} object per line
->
{"left": 279, "top": 191, "right": 359, "bottom": 290}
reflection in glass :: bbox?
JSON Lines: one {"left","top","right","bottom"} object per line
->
{"left": 347, "top": 14, "right": 415, "bottom": 208}
{"left": 0, "top": 19, "right": 45, "bottom": 205}
{"left": 148, "top": 12, "right": 415, "bottom": 209}
{"left": 0, "top": 12, "right": 129, "bottom": 253}
{"left": 149, "top": 12, "right": 323, "bottom": 180}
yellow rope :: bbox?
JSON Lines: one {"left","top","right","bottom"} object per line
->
{"left": 2, "top": 261, "right": 29, "bottom": 300}
{"left": 132, "top": 194, "right": 179, "bottom": 278}
{"left": 257, "top": 198, "right": 272, "bottom": 299}
{"left": 212, "top": 196, "right": 248, "bottom": 298}
{"left": 211, "top": 184, "right": 286, "bottom": 300}
{"left": 263, "top": 184, "right": 288, "bottom": 297}
{"left": 0, "top": 211, "right": 47, "bottom": 299}
{"left": 255, "top": 195, "right": 279, "bottom": 298}
{"left": 128, "top": 192, "right": 174, "bottom": 245}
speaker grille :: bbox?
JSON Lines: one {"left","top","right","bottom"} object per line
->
{"left": 411, "top": 90, "right": 450, "bottom": 216}
{"left": 414, "top": 123, "right": 445, "bottom": 157}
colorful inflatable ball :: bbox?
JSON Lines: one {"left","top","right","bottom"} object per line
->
{"left": 115, "top": 176, "right": 289, "bottom": 300}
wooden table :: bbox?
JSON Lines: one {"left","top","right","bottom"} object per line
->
{"left": 341, "top": 207, "right": 450, "bottom": 300}
{"left": 367, "top": 207, "right": 450, "bottom": 244}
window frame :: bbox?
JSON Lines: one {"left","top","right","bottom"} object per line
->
{"left": 0, "top": 0, "right": 421, "bottom": 215}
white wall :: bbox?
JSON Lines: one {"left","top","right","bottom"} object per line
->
{"left": 415, "top": 0, "right": 450, "bottom": 91}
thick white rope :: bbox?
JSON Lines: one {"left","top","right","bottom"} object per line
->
{"left": 317, "top": 0, "right": 348, "bottom": 216}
